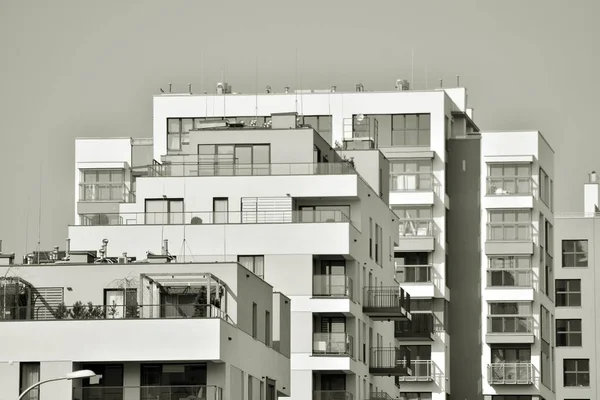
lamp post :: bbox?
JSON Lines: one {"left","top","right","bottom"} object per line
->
{"left": 18, "top": 370, "right": 96, "bottom": 400}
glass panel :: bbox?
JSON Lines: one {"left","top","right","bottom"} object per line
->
{"left": 235, "top": 146, "right": 252, "bottom": 176}
{"left": 405, "top": 115, "right": 418, "bottom": 129}
{"left": 181, "top": 119, "right": 193, "bottom": 132}
{"left": 168, "top": 119, "right": 180, "bottom": 133}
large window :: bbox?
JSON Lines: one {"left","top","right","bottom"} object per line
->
{"left": 487, "top": 163, "right": 532, "bottom": 195}
{"left": 488, "top": 210, "right": 532, "bottom": 241}
{"left": 488, "top": 302, "right": 532, "bottom": 333}
{"left": 389, "top": 160, "right": 433, "bottom": 191}
{"left": 145, "top": 199, "right": 184, "bottom": 224}
{"left": 556, "top": 279, "right": 581, "bottom": 307}
{"left": 392, "top": 114, "right": 431, "bottom": 146}
{"left": 238, "top": 255, "right": 265, "bottom": 279}
{"left": 488, "top": 256, "right": 532, "bottom": 287}
{"left": 80, "top": 169, "right": 126, "bottom": 202}
{"left": 563, "top": 359, "right": 590, "bottom": 387}
{"left": 393, "top": 206, "right": 433, "bottom": 237}
{"left": 491, "top": 347, "right": 531, "bottom": 362}
{"left": 252, "top": 303, "right": 258, "bottom": 339}
{"left": 20, "top": 363, "right": 40, "bottom": 400}
{"left": 556, "top": 319, "right": 582, "bottom": 347}
{"left": 562, "top": 240, "right": 588, "bottom": 268}
{"left": 197, "top": 144, "right": 271, "bottom": 176}
{"left": 298, "top": 115, "right": 332, "bottom": 135}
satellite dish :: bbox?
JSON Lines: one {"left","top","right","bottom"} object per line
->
{"left": 356, "top": 114, "right": 365, "bottom": 122}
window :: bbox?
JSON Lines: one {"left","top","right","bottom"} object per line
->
{"left": 265, "top": 311, "right": 271, "bottom": 346}
{"left": 213, "top": 198, "right": 228, "bottom": 223}
{"left": 487, "top": 163, "right": 532, "bottom": 195}
{"left": 399, "top": 392, "right": 432, "bottom": 400}
{"left": 104, "top": 288, "right": 138, "bottom": 319}
{"left": 145, "top": 199, "right": 184, "bottom": 224}
{"left": 196, "top": 144, "right": 271, "bottom": 176}
{"left": 556, "top": 319, "right": 582, "bottom": 346}
{"left": 369, "top": 218, "right": 373, "bottom": 259}
{"left": 563, "top": 359, "right": 590, "bottom": 387}
{"left": 248, "top": 375, "right": 253, "bottom": 400}
{"left": 488, "top": 210, "right": 532, "bottom": 241}
{"left": 409, "top": 299, "right": 433, "bottom": 313}
{"left": 540, "top": 168, "right": 551, "bottom": 206}
{"left": 392, "top": 114, "right": 431, "bottom": 146}
{"left": 375, "top": 223, "right": 381, "bottom": 265}
{"left": 238, "top": 255, "right": 265, "bottom": 279}
{"left": 80, "top": 169, "right": 126, "bottom": 201}
{"left": 389, "top": 160, "right": 432, "bottom": 191}
{"left": 562, "top": 240, "right": 588, "bottom": 267}
{"left": 491, "top": 347, "right": 531, "bottom": 362}
{"left": 556, "top": 279, "right": 581, "bottom": 307}
{"left": 393, "top": 206, "right": 433, "bottom": 237}
{"left": 540, "top": 306, "right": 551, "bottom": 343}
{"left": 396, "top": 252, "right": 430, "bottom": 283}
{"left": 252, "top": 303, "right": 258, "bottom": 338}
{"left": 487, "top": 256, "right": 532, "bottom": 287}
{"left": 488, "top": 302, "right": 532, "bottom": 333}
{"left": 492, "top": 396, "right": 535, "bottom": 400}
{"left": 20, "top": 363, "right": 40, "bottom": 400}
{"left": 299, "top": 115, "right": 332, "bottom": 135}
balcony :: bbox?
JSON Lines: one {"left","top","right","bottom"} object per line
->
{"left": 312, "top": 332, "right": 354, "bottom": 358}
{"left": 396, "top": 360, "right": 434, "bottom": 382}
{"left": 389, "top": 173, "right": 435, "bottom": 205}
{"left": 487, "top": 363, "right": 534, "bottom": 385}
{"left": 369, "top": 347, "right": 411, "bottom": 376}
{"left": 313, "top": 390, "right": 353, "bottom": 400}
{"left": 397, "top": 219, "right": 434, "bottom": 252}
{"left": 73, "top": 385, "right": 223, "bottom": 400}
{"left": 486, "top": 268, "right": 535, "bottom": 301}
{"left": 79, "top": 183, "right": 135, "bottom": 203}
{"left": 485, "top": 177, "right": 535, "bottom": 209}
{"left": 79, "top": 210, "right": 352, "bottom": 226}
{"left": 396, "top": 265, "right": 432, "bottom": 283}
{"left": 486, "top": 316, "right": 534, "bottom": 344}
{"left": 367, "top": 392, "right": 394, "bottom": 400}
{"left": 394, "top": 314, "right": 434, "bottom": 340}
{"left": 363, "top": 286, "right": 410, "bottom": 321}
{"left": 485, "top": 223, "right": 534, "bottom": 255}
{"left": 313, "top": 275, "right": 354, "bottom": 300}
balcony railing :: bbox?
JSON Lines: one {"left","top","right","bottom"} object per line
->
{"left": 396, "top": 265, "right": 432, "bottom": 283}
{"left": 487, "top": 363, "right": 533, "bottom": 384}
{"left": 132, "top": 162, "right": 357, "bottom": 178}
{"left": 312, "top": 332, "right": 354, "bottom": 357}
{"left": 487, "top": 316, "right": 533, "bottom": 333}
{"left": 390, "top": 172, "right": 433, "bottom": 192}
{"left": 79, "top": 210, "right": 352, "bottom": 226}
{"left": 313, "top": 275, "right": 353, "bottom": 300}
{"left": 363, "top": 286, "right": 410, "bottom": 312}
{"left": 487, "top": 177, "right": 533, "bottom": 195}
{"left": 370, "top": 346, "right": 411, "bottom": 375}
{"left": 396, "top": 360, "right": 434, "bottom": 382}
{"left": 367, "top": 392, "right": 394, "bottom": 400}
{"left": 487, "top": 223, "right": 532, "bottom": 241}
{"left": 73, "top": 385, "right": 223, "bottom": 400}
{"left": 487, "top": 269, "right": 533, "bottom": 287}
{"left": 79, "top": 183, "right": 134, "bottom": 203}
{"left": 0, "top": 304, "right": 227, "bottom": 322}
{"left": 395, "top": 313, "right": 434, "bottom": 339}
{"left": 313, "top": 390, "right": 353, "bottom": 400}
{"left": 399, "top": 219, "right": 433, "bottom": 237}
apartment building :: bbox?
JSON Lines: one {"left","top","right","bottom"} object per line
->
{"left": 0, "top": 255, "right": 291, "bottom": 400}
{"left": 551, "top": 172, "right": 600, "bottom": 400}
{"left": 66, "top": 109, "right": 410, "bottom": 400}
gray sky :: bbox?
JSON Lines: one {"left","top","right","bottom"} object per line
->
{"left": 0, "top": 0, "right": 598, "bottom": 258}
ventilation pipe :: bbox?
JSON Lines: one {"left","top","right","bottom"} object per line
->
{"left": 284, "top": 86, "right": 290, "bottom": 94}
{"left": 162, "top": 239, "right": 169, "bottom": 256}
{"left": 65, "top": 238, "right": 71, "bottom": 259}
{"left": 99, "top": 239, "right": 109, "bottom": 260}
{"left": 122, "top": 252, "right": 128, "bottom": 264}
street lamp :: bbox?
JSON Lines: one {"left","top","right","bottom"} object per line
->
{"left": 18, "top": 370, "right": 96, "bottom": 400}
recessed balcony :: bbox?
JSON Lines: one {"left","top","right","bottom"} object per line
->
{"left": 395, "top": 360, "right": 435, "bottom": 382}
{"left": 312, "top": 332, "right": 354, "bottom": 358}
{"left": 396, "top": 219, "right": 435, "bottom": 252}
{"left": 485, "top": 268, "right": 535, "bottom": 301}
{"left": 363, "top": 286, "right": 410, "bottom": 321}
{"left": 485, "top": 223, "right": 534, "bottom": 255}
{"left": 73, "top": 385, "right": 223, "bottom": 400}
{"left": 369, "top": 347, "right": 411, "bottom": 376}
{"left": 79, "top": 183, "right": 135, "bottom": 203}
{"left": 313, "top": 275, "right": 354, "bottom": 300}
{"left": 389, "top": 172, "right": 435, "bottom": 205}
{"left": 394, "top": 313, "right": 434, "bottom": 341}
{"left": 487, "top": 362, "right": 534, "bottom": 385}
{"left": 485, "top": 177, "right": 535, "bottom": 208}
{"left": 313, "top": 390, "right": 354, "bottom": 400}
{"left": 486, "top": 316, "right": 535, "bottom": 344}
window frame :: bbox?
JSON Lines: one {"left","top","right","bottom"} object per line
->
{"left": 556, "top": 319, "right": 582, "bottom": 347}
{"left": 562, "top": 240, "right": 588, "bottom": 268}
{"left": 556, "top": 279, "right": 582, "bottom": 307}
{"left": 563, "top": 359, "right": 590, "bottom": 387}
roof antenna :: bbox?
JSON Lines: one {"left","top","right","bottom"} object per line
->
{"left": 456, "top": 75, "right": 460, "bottom": 87}
{"left": 295, "top": 48, "right": 299, "bottom": 115}
{"left": 255, "top": 56, "right": 259, "bottom": 120}
{"left": 168, "top": 83, "right": 172, "bottom": 93}
{"left": 411, "top": 48, "right": 414, "bottom": 89}
{"left": 439, "top": 79, "right": 443, "bottom": 88}
{"left": 36, "top": 163, "right": 43, "bottom": 264}
{"left": 425, "top": 64, "right": 428, "bottom": 90}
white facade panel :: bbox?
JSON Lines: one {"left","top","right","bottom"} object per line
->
{"left": 484, "top": 288, "right": 535, "bottom": 302}
{"left": 482, "top": 195, "right": 534, "bottom": 209}
{"left": 389, "top": 191, "right": 435, "bottom": 206}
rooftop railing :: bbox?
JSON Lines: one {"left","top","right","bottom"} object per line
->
{"left": 399, "top": 219, "right": 433, "bottom": 237}
{"left": 132, "top": 162, "right": 357, "bottom": 178}
{"left": 313, "top": 275, "right": 354, "bottom": 300}
{"left": 79, "top": 210, "right": 352, "bottom": 226}
{"left": 79, "top": 183, "right": 135, "bottom": 203}
{"left": 487, "top": 363, "right": 533, "bottom": 385}
{"left": 313, "top": 390, "right": 353, "bottom": 400}
{"left": 390, "top": 172, "right": 434, "bottom": 192}
{"left": 486, "top": 177, "right": 533, "bottom": 195}
{"left": 312, "top": 332, "right": 354, "bottom": 358}
{"left": 487, "top": 315, "right": 533, "bottom": 333}
{"left": 486, "top": 222, "right": 532, "bottom": 241}
{"left": 486, "top": 268, "right": 533, "bottom": 287}
{"left": 396, "top": 265, "right": 432, "bottom": 283}
{"left": 73, "top": 385, "right": 223, "bottom": 400}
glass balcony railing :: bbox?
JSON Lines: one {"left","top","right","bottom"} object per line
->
{"left": 487, "top": 177, "right": 533, "bottom": 196}
{"left": 396, "top": 360, "right": 434, "bottom": 381}
{"left": 399, "top": 219, "right": 433, "bottom": 237}
{"left": 313, "top": 390, "right": 353, "bottom": 400}
{"left": 79, "top": 183, "right": 134, "bottom": 203}
{"left": 312, "top": 332, "right": 354, "bottom": 357}
{"left": 396, "top": 265, "right": 432, "bottom": 283}
{"left": 487, "top": 316, "right": 533, "bottom": 333}
{"left": 73, "top": 385, "right": 223, "bottom": 400}
{"left": 486, "top": 223, "right": 532, "bottom": 241}
{"left": 487, "top": 269, "right": 533, "bottom": 287}
{"left": 395, "top": 314, "right": 434, "bottom": 339}
{"left": 488, "top": 363, "right": 533, "bottom": 384}
{"left": 313, "top": 275, "right": 353, "bottom": 299}
{"left": 390, "top": 173, "right": 433, "bottom": 192}
{"left": 367, "top": 392, "right": 394, "bottom": 400}
{"left": 79, "top": 210, "right": 352, "bottom": 226}
{"left": 132, "top": 162, "right": 357, "bottom": 178}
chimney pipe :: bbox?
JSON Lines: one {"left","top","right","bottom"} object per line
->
{"left": 0, "top": 239, "right": 2, "bottom": 254}
{"left": 331, "top": 86, "right": 336, "bottom": 93}
{"left": 456, "top": 75, "right": 460, "bottom": 87}
{"left": 168, "top": 83, "right": 172, "bottom": 93}
{"left": 53, "top": 246, "right": 59, "bottom": 261}
{"left": 122, "top": 252, "right": 128, "bottom": 264}
{"left": 188, "top": 83, "right": 192, "bottom": 94}
{"left": 590, "top": 171, "right": 597, "bottom": 183}
{"left": 66, "top": 238, "right": 71, "bottom": 258}
{"left": 100, "top": 239, "right": 109, "bottom": 259}
{"left": 162, "top": 239, "right": 169, "bottom": 255}
{"left": 439, "top": 79, "right": 443, "bottom": 88}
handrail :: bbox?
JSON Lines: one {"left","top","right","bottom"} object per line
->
{"left": 363, "top": 286, "right": 410, "bottom": 312}
{"left": 390, "top": 172, "right": 434, "bottom": 192}
{"left": 399, "top": 219, "right": 433, "bottom": 237}
{"left": 487, "top": 315, "right": 533, "bottom": 333}
{"left": 396, "top": 264, "right": 432, "bottom": 283}
{"left": 79, "top": 182, "right": 134, "bottom": 203}
{"left": 486, "top": 176, "right": 533, "bottom": 195}
{"left": 313, "top": 390, "right": 354, "bottom": 400}
{"left": 73, "top": 385, "right": 223, "bottom": 400}
{"left": 312, "top": 275, "right": 353, "bottom": 300}
{"left": 486, "top": 268, "right": 533, "bottom": 287}
{"left": 396, "top": 359, "right": 434, "bottom": 381}
{"left": 487, "top": 362, "right": 533, "bottom": 384}
{"left": 312, "top": 332, "right": 354, "bottom": 358}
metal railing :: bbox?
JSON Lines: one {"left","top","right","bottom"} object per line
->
{"left": 396, "top": 265, "right": 432, "bottom": 283}
{"left": 367, "top": 392, "right": 394, "bottom": 400}
{"left": 487, "top": 223, "right": 532, "bottom": 241}
{"left": 0, "top": 304, "right": 227, "bottom": 322}
{"left": 370, "top": 347, "right": 411, "bottom": 370}
{"left": 363, "top": 286, "right": 410, "bottom": 313}
{"left": 79, "top": 210, "right": 352, "bottom": 226}
{"left": 73, "top": 385, "right": 223, "bottom": 400}
{"left": 313, "top": 390, "right": 353, "bottom": 400}
{"left": 395, "top": 314, "right": 434, "bottom": 338}
{"left": 132, "top": 162, "right": 357, "bottom": 178}
{"left": 399, "top": 219, "right": 433, "bottom": 237}
{"left": 390, "top": 172, "right": 434, "bottom": 192}
{"left": 487, "top": 316, "right": 533, "bottom": 333}
{"left": 396, "top": 360, "right": 434, "bottom": 381}
{"left": 313, "top": 275, "right": 353, "bottom": 300}
{"left": 79, "top": 183, "right": 134, "bottom": 203}
{"left": 486, "top": 177, "right": 533, "bottom": 195}
{"left": 487, "top": 363, "right": 533, "bottom": 384}
{"left": 312, "top": 332, "right": 354, "bottom": 357}
{"left": 487, "top": 269, "right": 533, "bottom": 287}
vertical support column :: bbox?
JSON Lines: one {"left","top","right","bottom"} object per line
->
{"left": 40, "top": 362, "right": 73, "bottom": 400}
{"left": 123, "top": 362, "right": 140, "bottom": 400}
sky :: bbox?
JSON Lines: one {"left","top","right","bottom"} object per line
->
{"left": 0, "top": 0, "right": 599, "bottom": 258}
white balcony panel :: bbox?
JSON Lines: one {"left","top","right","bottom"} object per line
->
{"left": 484, "top": 288, "right": 535, "bottom": 302}
{"left": 400, "top": 283, "right": 435, "bottom": 298}
{"left": 390, "top": 191, "right": 435, "bottom": 206}
{"left": 291, "top": 296, "right": 355, "bottom": 315}
{"left": 484, "top": 155, "right": 535, "bottom": 163}
{"left": 483, "top": 195, "right": 534, "bottom": 209}
{"left": 292, "top": 353, "right": 352, "bottom": 371}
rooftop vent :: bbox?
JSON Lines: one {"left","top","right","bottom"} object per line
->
{"left": 331, "top": 86, "right": 336, "bottom": 93}
{"left": 216, "top": 82, "right": 231, "bottom": 94}
{"left": 590, "top": 171, "right": 597, "bottom": 183}
{"left": 266, "top": 86, "right": 272, "bottom": 94}
{"left": 395, "top": 79, "right": 410, "bottom": 91}
{"left": 284, "top": 86, "right": 290, "bottom": 94}
{"left": 355, "top": 83, "right": 364, "bottom": 92}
